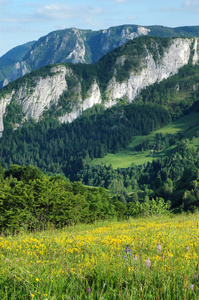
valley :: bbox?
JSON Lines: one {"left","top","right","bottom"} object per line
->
{"left": 92, "top": 111, "right": 199, "bottom": 168}
{"left": 1, "top": 22, "right": 199, "bottom": 299}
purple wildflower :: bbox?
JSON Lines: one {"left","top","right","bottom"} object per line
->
{"left": 88, "top": 288, "right": 91, "bottom": 295}
{"left": 124, "top": 245, "right": 132, "bottom": 258}
{"left": 194, "top": 274, "right": 197, "bottom": 282}
{"left": 5, "top": 258, "right": 9, "bottom": 263}
{"left": 133, "top": 255, "right": 138, "bottom": 261}
{"left": 125, "top": 245, "right": 131, "bottom": 254}
{"left": 146, "top": 257, "right": 151, "bottom": 268}
{"left": 157, "top": 244, "right": 162, "bottom": 253}
{"left": 190, "top": 284, "right": 194, "bottom": 291}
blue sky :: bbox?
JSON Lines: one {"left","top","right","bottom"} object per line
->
{"left": 0, "top": 0, "right": 199, "bottom": 57}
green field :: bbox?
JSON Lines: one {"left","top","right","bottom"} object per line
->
{"left": 1, "top": 213, "right": 199, "bottom": 299}
{"left": 92, "top": 112, "right": 199, "bottom": 169}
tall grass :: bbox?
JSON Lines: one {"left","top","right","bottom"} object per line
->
{"left": 0, "top": 214, "right": 199, "bottom": 299}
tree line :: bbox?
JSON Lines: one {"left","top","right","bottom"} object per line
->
{"left": 0, "top": 164, "right": 170, "bottom": 233}
{"left": 77, "top": 145, "right": 199, "bottom": 212}
{"left": 0, "top": 102, "right": 170, "bottom": 180}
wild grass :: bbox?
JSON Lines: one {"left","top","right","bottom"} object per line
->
{"left": 1, "top": 213, "right": 199, "bottom": 299}
{"left": 92, "top": 112, "right": 199, "bottom": 169}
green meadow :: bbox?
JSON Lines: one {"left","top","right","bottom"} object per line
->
{"left": 0, "top": 213, "right": 199, "bottom": 299}
{"left": 92, "top": 112, "right": 199, "bottom": 169}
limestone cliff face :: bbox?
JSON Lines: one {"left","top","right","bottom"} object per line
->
{"left": 0, "top": 91, "right": 15, "bottom": 137}
{"left": 59, "top": 81, "right": 101, "bottom": 123}
{"left": 3, "top": 24, "right": 199, "bottom": 87}
{"left": 0, "top": 37, "right": 199, "bottom": 136}
{"left": 16, "top": 65, "right": 68, "bottom": 121}
{"left": 106, "top": 38, "right": 195, "bottom": 102}
{"left": 100, "top": 26, "right": 150, "bottom": 55}
{"left": 3, "top": 26, "right": 150, "bottom": 87}
{"left": 0, "top": 65, "right": 68, "bottom": 136}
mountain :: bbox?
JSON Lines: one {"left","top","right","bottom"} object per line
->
{"left": 0, "top": 32, "right": 199, "bottom": 209}
{"left": 1, "top": 25, "right": 199, "bottom": 217}
{"left": 2, "top": 24, "right": 199, "bottom": 87}
{"left": 0, "top": 35, "right": 198, "bottom": 137}
{"left": 0, "top": 42, "right": 35, "bottom": 85}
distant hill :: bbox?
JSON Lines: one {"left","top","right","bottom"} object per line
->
{"left": 2, "top": 24, "right": 199, "bottom": 86}
{"left": 0, "top": 35, "right": 198, "bottom": 136}
{"left": 0, "top": 41, "right": 35, "bottom": 84}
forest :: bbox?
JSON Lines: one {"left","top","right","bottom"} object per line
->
{"left": 1, "top": 102, "right": 170, "bottom": 178}
{"left": 0, "top": 41, "right": 199, "bottom": 233}
{"left": 0, "top": 164, "right": 171, "bottom": 233}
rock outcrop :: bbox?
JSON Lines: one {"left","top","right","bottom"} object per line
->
{"left": 0, "top": 37, "right": 199, "bottom": 136}
{"left": 106, "top": 38, "right": 194, "bottom": 101}
{"left": 2, "top": 26, "right": 151, "bottom": 86}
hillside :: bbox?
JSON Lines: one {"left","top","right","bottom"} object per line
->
{"left": 0, "top": 35, "right": 199, "bottom": 137}
{"left": 0, "top": 34, "right": 199, "bottom": 213}
{"left": 1, "top": 38, "right": 199, "bottom": 176}
{"left": 1, "top": 23, "right": 199, "bottom": 300}
{"left": 0, "top": 62, "right": 199, "bottom": 212}
{"left": 0, "top": 41, "right": 35, "bottom": 84}
{"left": 2, "top": 24, "right": 199, "bottom": 86}
{"left": 92, "top": 112, "right": 199, "bottom": 168}
{"left": 1, "top": 214, "right": 199, "bottom": 299}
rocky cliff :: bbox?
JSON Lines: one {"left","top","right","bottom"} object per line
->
{"left": 3, "top": 24, "right": 199, "bottom": 87}
{"left": 0, "top": 37, "right": 198, "bottom": 137}
{"left": 3, "top": 26, "right": 150, "bottom": 86}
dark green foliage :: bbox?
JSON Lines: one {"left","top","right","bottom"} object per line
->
{"left": 69, "top": 63, "right": 98, "bottom": 99}
{"left": 0, "top": 163, "right": 173, "bottom": 233}
{"left": 1, "top": 34, "right": 199, "bottom": 223}
{"left": 95, "top": 36, "right": 170, "bottom": 88}
{"left": 5, "top": 165, "right": 43, "bottom": 182}
{"left": 135, "top": 133, "right": 181, "bottom": 152}
{"left": 56, "top": 73, "right": 80, "bottom": 114}
{"left": 0, "top": 102, "right": 170, "bottom": 180}
{"left": 56, "top": 36, "right": 173, "bottom": 98}
{"left": 0, "top": 165, "right": 116, "bottom": 233}
{"left": 147, "top": 25, "right": 199, "bottom": 38}
{"left": 4, "top": 97, "right": 24, "bottom": 125}
{"left": 77, "top": 145, "right": 199, "bottom": 212}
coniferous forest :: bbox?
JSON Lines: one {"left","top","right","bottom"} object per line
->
{"left": 0, "top": 38, "right": 199, "bottom": 233}
{"left": 2, "top": 25, "right": 199, "bottom": 300}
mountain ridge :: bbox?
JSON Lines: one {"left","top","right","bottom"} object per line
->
{"left": 0, "top": 36, "right": 199, "bottom": 137}
{"left": 2, "top": 24, "right": 199, "bottom": 87}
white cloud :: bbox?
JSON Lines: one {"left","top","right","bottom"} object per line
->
{"left": 0, "top": 2, "right": 108, "bottom": 30}
{"left": 115, "top": 0, "right": 127, "bottom": 3}
{"left": 182, "top": 0, "right": 199, "bottom": 11}
{"left": 34, "top": 3, "right": 106, "bottom": 22}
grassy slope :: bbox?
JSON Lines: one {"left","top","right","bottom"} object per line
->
{"left": 1, "top": 213, "right": 199, "bottom": 299}
{"left": 92, "top": 112, "right": 199, "bottom": 169}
